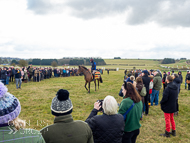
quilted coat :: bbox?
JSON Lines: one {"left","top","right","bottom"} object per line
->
{"left": 85, "top": 109, "right": 124, "bottom": 143}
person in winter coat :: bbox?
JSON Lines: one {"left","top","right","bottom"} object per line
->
{"left": 141, "top": 70, "right": 150, "bottom": 115}
{"left": 85, "top": 96, "right": 124, "bottom": 143}
{"left": 118, "top": 82, "right": 143, "bottom": 143}
{"left": 15, "top": 68, "right": 22, "bottom": 89}
{"left": 6, "top": 67, "right": 10, "bottom": 85}
{"left": 0, "top": 67, "right": 7, "bottom": 85}
{"left": 41, "top": 89, "right": 93, "bottom": 143}
{"left": 160, "top": 75, "right": 178, "bottom": 138}
{"left": 136, "top": 77, "right": 145, "bottom": 120}
{"left": 173, "top": 74, "right": 180, "bottom": 116}
{"left": 185, "top": 71, "right": 190, "bottom": 90}
{"left": 9, "top": 67, "right": 15, "bottom": 82}
{"left": 0, "top": 82, "right": 45, "bottom": 143}
{"left": 162, "top": 72, "right": 167, "bottom": 90}
{"left": 28, "top": 66, "right": 33, "bottom": 81}
{"left": 151, "top": 71, "right": 162, "bottom": 106}
{"left": 178, "top": 71, "right": 183, "bottom": 92}
{"left": 23, "top": 68, "right": 28, "bottom": 83}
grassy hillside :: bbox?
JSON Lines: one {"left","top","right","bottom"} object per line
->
{"left": 5, "top": 70, "right": 190, "bottom": 142}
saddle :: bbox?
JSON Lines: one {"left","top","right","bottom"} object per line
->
{"left": 92, "top": 71, "right": 101, "bottom": 80}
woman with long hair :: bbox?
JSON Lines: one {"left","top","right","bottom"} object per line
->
{"left": 118, "top": 82, "right": 143, "bottom": 143}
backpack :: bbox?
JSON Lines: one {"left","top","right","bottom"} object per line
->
{"left": 149, "top": 81, "right": 153, "bottom": 89}
{"left": 140, "top": 86, "right": 146, "bottom": 97}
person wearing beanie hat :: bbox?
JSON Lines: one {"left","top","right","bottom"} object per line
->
{"left": 40, "top": 89, "right": 93, "bottom": 143}
{"left": 0, "top": 82, "right": 45, "bottom": 143}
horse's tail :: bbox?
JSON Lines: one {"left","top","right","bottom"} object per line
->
{"left": 100, "top": 76, "right": 103, "bottom": 83}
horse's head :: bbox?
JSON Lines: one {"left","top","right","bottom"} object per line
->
{"left": 76, "top": 66, "right": 82, "bottom": 74}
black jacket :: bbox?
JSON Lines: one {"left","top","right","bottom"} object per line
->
{"left": 178, "top": 74, "right": 183, "bottom": 83}
{"left": 15, "top": 70, "right": 21, "bottom": 78}
{"left": 173, "top": 78, "right": 180, "bottom": 95}
{"left": 85, "top": 109, "right": 124, "bottom": 143}
{"left": 142, "top": 74, "right": 150, "bottom": 96}
{"left": 1, "top": 70, "right": 7, "bottom": 79}
{"left": 160, "top": 82, "right": 178, "bottom": 113}
{"left": 163, "top": 74, "right": 167, "bottom": 83}
{"left": 186, "top": 74, "right": 190, "bottom": 81}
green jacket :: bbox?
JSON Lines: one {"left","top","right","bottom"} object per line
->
{"left": 40, "top": 114, "right": 94, "bottom": 143}
{"left": 0, "top": 126, "right": 45, "bottom": 143}
{"left": 118, "top": 97, "right": 143, "bottom": 132}
{"left": 153, "top": 73, "right": 162, "bottom": 91}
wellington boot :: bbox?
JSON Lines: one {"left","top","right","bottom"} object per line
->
{"left": 159, "top": 130, "right": 170, "bottom": 138}
{"left": 170, "top": 130, "right": 176, "bottom": 136}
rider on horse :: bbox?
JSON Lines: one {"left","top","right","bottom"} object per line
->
{"left": 90, "top": 58, "right": 96, "bottom": 81}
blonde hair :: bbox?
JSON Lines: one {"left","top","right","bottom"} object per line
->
{"left": 9, "top": 117, "right": 26, "bottom": 130}
{"left": 103, "top": 95, "right": 118, "bottom": 115}
{"left": 149, "top": 75, "right": 154, "bottom": 80}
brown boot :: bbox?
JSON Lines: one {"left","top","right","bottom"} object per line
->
{"left": 159, "top": 130, "right": 170, "bottom": 138}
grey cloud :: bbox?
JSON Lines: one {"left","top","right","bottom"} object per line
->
{"left": 26, "top": 0, "right": 65, "bottom": 14}
{"left": 26, "top": 0, "right": 190, "bottom": 27}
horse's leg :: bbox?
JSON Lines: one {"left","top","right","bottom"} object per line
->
{"left": 94, "top": 80, "right": 96, "bottom": 91}
{"left": 88, "top": 82, "right": 90, "bottom": 93}
{"left": 84, "top": 81, "right": 88, "bottom": 91}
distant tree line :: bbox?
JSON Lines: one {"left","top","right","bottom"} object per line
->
{"left": 161, "top": 58, "right": 175, "bottom": 64}
{"left": 9, "top": 58, "right": 106, "bottom": 66}
{"left": 180, "top": 58, "right": 186, "bottom": 60}
{"left": 114, "top": 57, "right": 121, "bottom": 59}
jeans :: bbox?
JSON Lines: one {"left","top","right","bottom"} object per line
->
{"left": 6, "top": 76, "right": 10, "bottom": 85}
{"left": 164, "top": 113, "right": 175, "bottom": 132}
{"left": 15, "top": 78, "right": 22, "bottom": 89}
{"left": 122, "top": 129, "right": 140, "bottom": 143}
{"left": 151, "top": 89, "right": 159, "bottom": 105}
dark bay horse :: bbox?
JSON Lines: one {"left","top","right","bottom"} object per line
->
{"left": 76, "top": 66, "right": 103, "bottom": 93}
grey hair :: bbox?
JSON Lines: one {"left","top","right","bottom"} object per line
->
{"left": 103, "top": 95, "right": 118, "bottom": 115}
{"left": 130, "top": 76, "right": 135, "bottom": 81}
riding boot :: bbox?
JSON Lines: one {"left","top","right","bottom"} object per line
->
{"left": 93, "top": 74, "right": 95, "bottom": 81}
{"left": 159, "top": 130, "right": 170, "bottom": 137}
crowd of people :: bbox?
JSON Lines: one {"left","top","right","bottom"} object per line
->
{"left": 0, "top": 65, "right": 104, "bottom": 89}
{"left": 0, "top": 67, "right": 189, "bottom": 143}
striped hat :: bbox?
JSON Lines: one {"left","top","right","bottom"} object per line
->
{"left": 51, "top": 89, "right": 73, "bottom": 116}
{"left": 0, "top": 82, "right": 21, "bottom": 124}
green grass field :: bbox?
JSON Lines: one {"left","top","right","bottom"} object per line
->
{"left": 6, "top": 69, "right": 190, "bottom": 143}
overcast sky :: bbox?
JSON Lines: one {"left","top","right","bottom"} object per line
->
{"left": 0, "top": 0, "right": 190, "bottom": 59}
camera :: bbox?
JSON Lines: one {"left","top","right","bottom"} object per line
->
{"left": 97, "top": 100, "right": 103, "bottom": 112}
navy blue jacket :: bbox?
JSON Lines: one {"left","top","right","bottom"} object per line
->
{"left": 15, "top": 70, "right": 21, "bottom": 78}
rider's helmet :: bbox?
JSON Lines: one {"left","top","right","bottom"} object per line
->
{"left": 90, "top": 58, "right": 94, "bottom": 62}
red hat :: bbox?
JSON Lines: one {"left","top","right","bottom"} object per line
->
{"left": 90, "top": 58, "right": 94, "bottom": 62}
